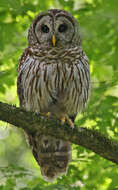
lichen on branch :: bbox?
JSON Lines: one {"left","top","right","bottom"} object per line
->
{"left": 0, "top": 101, "right": 118, "bottom": 164}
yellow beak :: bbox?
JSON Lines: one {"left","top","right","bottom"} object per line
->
{"left": 52, "top": 35, "right": 56, "bottom": 47}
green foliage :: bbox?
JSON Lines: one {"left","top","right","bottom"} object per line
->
{"left": 0, "top": 0, "right": 118, "bottom": 189}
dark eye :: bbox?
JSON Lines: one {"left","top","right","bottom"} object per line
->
{"left": 41, "top": 24, "right": 49, "bottom": 33}
{"left": 58, "top": 24, "right": 68, "bottom": 33}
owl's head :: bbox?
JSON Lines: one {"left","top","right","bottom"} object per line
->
{"left": 28, "top": 9, "right": 81, "bottom": 48}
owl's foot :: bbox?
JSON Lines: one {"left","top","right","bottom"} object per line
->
{"left": 60, "top": 116, "right": 66, "bottom": 125}
{"left": 60, "top": 116, "right": 74, "bottom": 128}
{"left": 66, "top": 117, "right": 74, "bottom": 128}
{"left": 41, "top": 112, "right": 51, "bottom": 118}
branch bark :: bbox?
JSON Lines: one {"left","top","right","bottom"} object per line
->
{"left": 0, "top": 101, "right": 118, "bottom": 164}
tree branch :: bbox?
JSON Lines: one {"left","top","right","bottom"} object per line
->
{"left": 0, "top": 101, "right": 118, "bottom": 164}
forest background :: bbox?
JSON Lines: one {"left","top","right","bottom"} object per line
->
{"left": 0, "top": 0, "right": 118, "bottom": 189}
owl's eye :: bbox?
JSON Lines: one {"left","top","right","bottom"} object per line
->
{"left": 41, "top": 24, "right": 49, "bottom": 33}
{"left": 58, "top": 24, "right": 68, "bottom": 33}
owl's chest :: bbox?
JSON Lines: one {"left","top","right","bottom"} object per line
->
{"left": 22, "top": 57, "right": 89, "bottom": 114}
{"left": 37, "top": 61, "right": 79, "bottom": 112}
{"left": 37, "top": 60, "right": 78, "bottom": 92}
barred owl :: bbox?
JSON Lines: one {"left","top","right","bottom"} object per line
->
{"left": 17, "top": 9, "right": 90, "bottom": 181}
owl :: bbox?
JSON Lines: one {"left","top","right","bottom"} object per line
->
{"left": 17, "top": 9, "right": 90, "bottom": 182}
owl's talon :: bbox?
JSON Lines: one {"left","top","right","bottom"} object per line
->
{"left": 59, "top": 116, "right": 74, "bottom": 128}
{"left": 40, "top": 113, "right": 51, "bottom": 122}
{"left": 45, "top": 112, "right": 51, "bottom": 118}
{"left": 66, "top": 117, "right": 74, "bottom": 129}
{"left": 41, "top": 112, "right": 51, "bottom": 118}
{"left": 60, "top": 116, "right": 66, "bottom": 125}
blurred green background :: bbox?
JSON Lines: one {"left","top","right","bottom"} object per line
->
{"left": 0, "top": 0, "right": 118, "bottom": 189}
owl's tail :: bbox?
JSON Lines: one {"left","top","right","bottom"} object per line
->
{"left": 28, "top": 134, "right": 72, "bottom": 182}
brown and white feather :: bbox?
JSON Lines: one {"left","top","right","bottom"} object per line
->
{"left": 17, "top": 9, "right": 90, "bottom": 181}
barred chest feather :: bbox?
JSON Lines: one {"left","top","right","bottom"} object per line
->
{"left": 18, "top": 46, "right": 90, "bottom": 117}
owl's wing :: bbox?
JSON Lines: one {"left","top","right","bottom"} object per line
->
{"left": 17, "top": 48, "right": 30, "bottom": 107}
